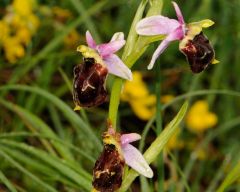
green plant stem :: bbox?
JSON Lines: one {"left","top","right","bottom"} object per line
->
{"left": 155, "top": 56, "right": 164, "bottom": 192}
{"left": 108, "top": 78, "right": 123, "bottom": 128}
{"left": 108, "top": 0, "right": 164, "bottom": 129}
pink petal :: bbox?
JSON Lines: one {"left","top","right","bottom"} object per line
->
{"left": 148, "top": 26, "right": 184, "bottom": 70}
{"left": 104, "top": 54, "right": 132, "bottom": 80}
{"left": 97, "top": 40, "right": 126, "bottom": 58}
{"left": 122, "top": 144, "right": 153, "bottom": 178}
{"left": 121, "top": 133, "right": 141, "bottom": 146}
{"left": 172, "top": 1, "right": 185, "bottom": 25}
{"left": 86, "top": 31, "right": 96, "bottom": 49}
{"left": 110, "top": 32, "right": 124, "bottom": 42}
{"left": 136, "top": 16, "right": 180, "bottom": 36}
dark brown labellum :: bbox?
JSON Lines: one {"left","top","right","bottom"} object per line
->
{"left": 92, "top": 144, "right": 125, "bottom": 192}
{"left": 73, "top": 58, "right": 108, "bottom": 107}
{"left": 181, "top": 32, "right": 215, "bottom": 73}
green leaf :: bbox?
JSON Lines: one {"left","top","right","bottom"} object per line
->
{"left": 0, "top": 150, "right": 58, "bottom": 192}
{"left": 0, "top": 170, "right": 18, "bottom": 192}
{"left": 0, "top": 132, "right": 95, "bottom": 163}
{"left": 0, "top": 98, "right": 74, "bottom": 161}
{"left": 216, "top": 161, "right": 240, "bottom": 192}
{"left": 0, "top": 85, "right": 102, "bottom": 149}
{"left": 0, "top": 140, "right": 92, "bottom": 190}
{"left": 122, "top": 0, "right": 148, "bottom": 59}
{"left": 147, "top": 0, "right": 163, "bottom": 16}
{"left": 119, "top": 101, "right": 188, "bottom": 191}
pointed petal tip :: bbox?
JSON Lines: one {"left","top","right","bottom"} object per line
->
{"left": 212, "top": 58, "right": 219, "bottom": 64}
{"left": 202, "top": 19, "right": 215, "bottom": 27}
{"left": 86, "top": 30, "right": 96, "bottom": 48}
{"left": 74, "top": 105, "right": 81, "bottom": 111}
{"left": 128, "top": 72, "right": 133, "bottom": 81}
{"left": 172, "top": 1, "right": 185, "bottom": 24}
{"left": 147, "top": 63, "right": 154, "bottom": 70}
{"left": 144, "top": 167, "right": 154, "bottom": 178}
{"left": 76, "top": 45, "right": 86, "bottom": 52}
{"left": 189, "top": 19, "right": 215, "bottom": 29}
{"left": 111, "top": 32, "right": 125, "bottom": 42}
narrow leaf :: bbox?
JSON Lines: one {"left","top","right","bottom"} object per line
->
{"left": 119, "top": 101, "right": 188, "bottom": 191}
{"left": 0, "top": 170, "right": 18, "bottom": 192}
{"left": 0, "top": 150, "right": 58, "bottom": 192}
{"left": 217, "top": 161, "right": 240, "bottom": 192}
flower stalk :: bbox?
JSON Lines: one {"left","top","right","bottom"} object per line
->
{"left": 108, "top": 0, "right": 164, "bottom": 129}
{"left": 155, "top": 58, "right": 164, "bottom": 192}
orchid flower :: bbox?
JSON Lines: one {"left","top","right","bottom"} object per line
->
{"left": 92, "top": 126, "right": 153, "bottom": 192}
{"left": 73, "top": 31, "right": 132, "bottom": 108}
{"left": 77, "top": 31, "right": 132, "bottom": 80}
{"left": 136, "top": 1, "right": 219, "bottom": 73}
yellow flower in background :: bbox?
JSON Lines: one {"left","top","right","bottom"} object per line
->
{"left": 166, "top": 129, "right": 184, "bottom": 151}
{"left": 121, "top": 72, "right": 149, "bottom": 100}
{"left": 121, "top": 72, "right": 156, "bottom": 120}
{"left": 130, "top": 95, "right": 156, "bottom": 120}
{"left": 0, "top": 0, "right": 40, "bottom": 63}
{"left": 64, "top": 29, "right": 80, "bottom": 49}
{"left": 16, "top": 27, "right": 32, "bottom": 45}
{"left": 186, "top": 100, "right": 218, "bottom": 134}
{"left": 13, "top": 0, "right": 35, "bottom": 16}
{"left": 27, "top": 14, "right": 40, "bottom": 32}
{"left": 0, "top": 21, "right": 9, "bottom": 42}
{"left": 121, "top": 72, "right": 176, "bottom": 120}
{"left": 3, "top": 37, "right": 25, "bottom": 63}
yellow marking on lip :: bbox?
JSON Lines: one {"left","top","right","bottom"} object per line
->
{"left": 77, "top": 45, "right": 105, "bottom": 66}
{"left": 74, "top": 105, "right": 81, "bottom": 111}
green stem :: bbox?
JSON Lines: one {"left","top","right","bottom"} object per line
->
{"left": 155, "top": 55, "right": 164, "bottom": 191}
{"left": 108, "top": 46, "right": 148, "bottom": 128}
{"left": 108, "top": 78, "right": 123, "bottom": 128}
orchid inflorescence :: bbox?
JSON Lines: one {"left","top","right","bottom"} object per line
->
{"left": 72, "top": 1, "right": 217, "bottom": 192}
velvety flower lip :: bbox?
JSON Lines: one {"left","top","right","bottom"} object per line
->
{"left": 136, "top": 1, "right": 217, "bottom": 71}
{"left": 82, "top": 30, "right": 132, "bottom": 80}
{"left": 120, "top": 132, "right": 153, "bottom": 178}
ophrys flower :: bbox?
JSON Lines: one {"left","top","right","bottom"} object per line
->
{"left": 136, "top": 1, "right": 218, "bottom": 73}
{"left": 73, "top": 31, "right": 132, "bottom": 108}
{"left": 78, "top": 31, "right": 132, "bottom": 80}
{"left": 92, "top": 124, "right": 153, "bottom": 192}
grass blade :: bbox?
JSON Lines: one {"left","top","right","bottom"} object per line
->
{"left": 0, "top": 140, "right": 92, "bottom": 190}
{"left": 217, "top": 160, "right": 240, "bottom": 192}
{"left": 0, "top": 85, "right": 102, "bottom": 149}
{"left": 0, "top": 170, "right": 18, "bottom": 192}
{"left": 0, "top": 150, "right": 58, "bottom": 192}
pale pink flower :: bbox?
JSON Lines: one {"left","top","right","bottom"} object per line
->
{"left": 136, "top": 1, "right": 217, "bottom": 72}
{"left": 78, "top": 31, "right": 132, "bottom": 80}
